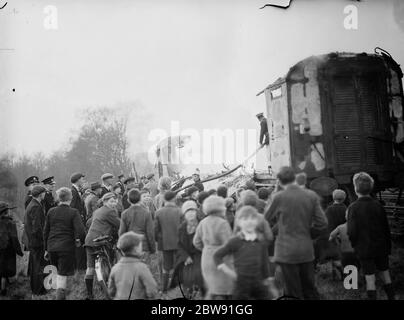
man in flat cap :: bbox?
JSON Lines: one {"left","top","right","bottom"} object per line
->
{"left": 100, "top": 173, "right": 114, "bottom": 198}
{"left": 84, "top": 182, "right": 103, "bottom": 225}
{"left": 41, "top": 176, "right": 56, "bottom": 215}
{"left": 24, "top": 176, "right": 40, "bottom": 209}
{"left": 23, "top": 185, "right": 47, "bottom": 296}
{"left": 145, "top": 173, "right": 159, "bottom": 198}
{"left": 70, "top": 172, "right": 87, "bottom": 271}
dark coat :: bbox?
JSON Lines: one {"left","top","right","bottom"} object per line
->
{"left": 122, "top": 191, "right": 130, "bottom": 210}
{"left": 170, "top": 222, "right": 204, "bottom": 291}
{"left": 43, "top": 204, "right": 86, "bottom": 252}
{"left": 24, "top": 191, "right": 32, "bottom": 209}
{"left": 325, "top": 203, "right": 347, "bottom": 233}
{"left": 42, "top": 191, "right": 56, "bottom": 215}
{"left": 85, "top": 206, "right": 120, "bottom": 247}
{"left": 24, "top": 198, "right": 46, "bottom": 250}
{"left": 265, "top": 185, "right": 328, "bottom": 264}
{"left": 155, "top": 203, "right": 182, "bottom": 251}
{"left": 84, "top": 192, "right": 100, "bottom": 222}
{"left": 260, "top": 117, "right": 269, "bottom": 145}
{"left": 0, "top": 215, "right": 23, "bottom": 277}
{"left": 347, "top": 197, "right": 391, "bottom": 259}
{"left": 119, "top": 204, "right": 155, "bottom": 253}
{"left": 71, "top": 186, "right": 86, "bottom": 223}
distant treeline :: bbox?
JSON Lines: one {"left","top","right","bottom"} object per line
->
{"left": 0, "top": 106, "right": 154, "bottom": 220}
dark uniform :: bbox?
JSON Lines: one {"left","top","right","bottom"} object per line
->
{"left": 41, "top": 177, "right": 57, "bottom": 215}
{"left": 70, "top": 173, "right": 87, "bottom": 271}
{"left": 24, "top": 176, "right": 40, "bottom": 209}
{"left": 24, "top": 187, "right": 47, "bottom": 295}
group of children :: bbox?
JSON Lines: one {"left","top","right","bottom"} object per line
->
{"left": 107, "top": 170, "right": 396, "bottom": 300}
{"left": 0, "top": 169, "right": 397, "bottom": 300}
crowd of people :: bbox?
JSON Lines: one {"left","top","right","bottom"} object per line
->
{"left": 0, "top": 167, "right": 397, "bottom": 300}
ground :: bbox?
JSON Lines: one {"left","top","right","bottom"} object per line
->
{"left": 1, "top": 245, "right": 404, "bottom": 300}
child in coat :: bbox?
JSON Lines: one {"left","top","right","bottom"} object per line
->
{"left": 214, "top": 205, "right": 271, "bottom": 299}
{"left": 347, "top": 172, "right": 395, "bottom": 300}
{"left": 0, "top": 202, "right": 23, "bottom": 296}
{"left": 193, "top": 196, "right": 234, "bottom": 299}
{"left": 108, "top": 231, "right": 158, "bottom": 300}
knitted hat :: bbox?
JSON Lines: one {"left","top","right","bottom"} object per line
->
{"left": 203, "top": 195, "right": 226, "bottom": 216}
{"left": 224, "top": 197, "right": 234, "bottom": 209}
{"left": 240, "top": 190, "right": 258, "bottom": 207}
{"left": 182, "top": 200, "right": 198, "bottom": 214}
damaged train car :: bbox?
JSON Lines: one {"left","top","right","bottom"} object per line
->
{"left": 258, "top": 49, "right": 404, "bottom": 198}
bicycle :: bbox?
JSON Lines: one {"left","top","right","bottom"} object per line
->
{"left": 93, "top": 235, "right": 118, "bottom": 299}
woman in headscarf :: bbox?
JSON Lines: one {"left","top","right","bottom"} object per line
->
{"left": 170, "top": 201, "right": 205, "bottom": 298}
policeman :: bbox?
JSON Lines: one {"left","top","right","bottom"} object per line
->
{"left": 24, "top": 176, "right": 40, "bottom": 209}
{"left": 41, "top": 176, "right": 56, "bottom": 214}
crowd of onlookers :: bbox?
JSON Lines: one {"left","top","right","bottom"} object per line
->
{"left": 0, "top": 167, "right": 397, "bottom": 300}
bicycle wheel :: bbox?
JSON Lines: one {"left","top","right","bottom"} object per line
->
{"left": 95, "top": 255, "right": 111, "bottom": 299}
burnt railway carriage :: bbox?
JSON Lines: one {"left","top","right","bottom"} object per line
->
{"left": 258, "top": 50, "right": 404, "bottom": 199}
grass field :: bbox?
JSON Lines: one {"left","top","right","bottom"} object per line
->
{"left": 1, "top": 245, "right": 403, "bottom": 300}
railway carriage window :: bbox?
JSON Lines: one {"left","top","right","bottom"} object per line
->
{"left": 270, "top": 87, "right": 282, "bottom": 99}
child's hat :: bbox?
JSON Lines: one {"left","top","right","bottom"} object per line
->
{"left": 182, "top": 200, "right": 197, "bottom": 214}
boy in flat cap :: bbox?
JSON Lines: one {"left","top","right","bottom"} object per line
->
{"left": 101, "top": 173, "right": 114, "bottom": 197}
{"left": 84, "top": 192, "right": 120, "bottom": 299}
{"left": 84, "top": 182, "right": 103, "bottom": 225}
{"left": 0, "top": 201, "right": 23, "bottom": 296}
{"left": 24, "top": 185, "right": 47, "bottom": 296}
{"left": 70, "top": 172, "right": 87, "bottom": 271}
{"left": 24, "top": 176, "right": 40, "bottom": 209}
{"left": 41, "top": 176, "right": 56, "bottom": 215}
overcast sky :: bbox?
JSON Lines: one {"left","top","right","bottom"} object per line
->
{"left": 1, "top": 0, "right": 403, "bottom": 160}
